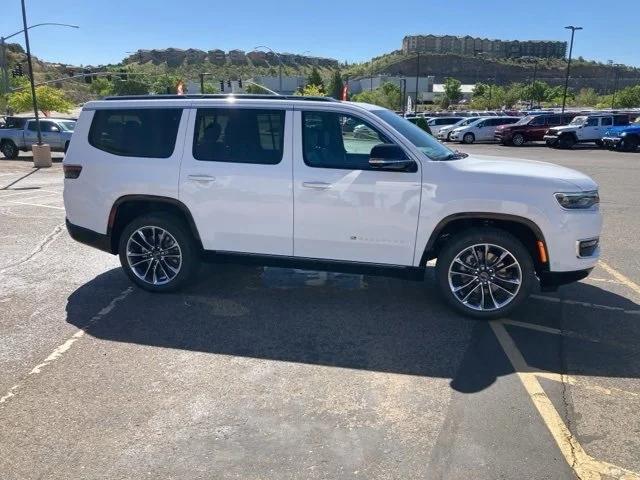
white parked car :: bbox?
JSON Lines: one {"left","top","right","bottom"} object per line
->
{"left": 425, "top": 116, "right": 464, "bottom": 136}
{"left": 449, "top": 116, "right": 520, "bottom": 144}
{"left": 543, "top": 114, "right": 630, "bottom": 149}
{"left": 436, "top": 117, "right": 481, "bottom": 141}
{"left": 64, "top": 95, "right": 601, "bottom": 319}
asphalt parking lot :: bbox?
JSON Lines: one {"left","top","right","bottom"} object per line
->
{"left": 1, "top": 146, "right": 639, "bottom": 480}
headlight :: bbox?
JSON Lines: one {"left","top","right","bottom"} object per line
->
{"left": 554, "top": 191, "right": 599, "bottom": 209}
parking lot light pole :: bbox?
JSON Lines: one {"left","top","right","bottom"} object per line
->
{"left": 254, "top": 45, "right": 282, "bottom": 94}
{"left": 561, "top": 25, "right": 582, "bottom": 114}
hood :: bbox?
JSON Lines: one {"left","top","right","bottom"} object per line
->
{"left": 604, "top": 125, "right": 639, "bottom": 136}
{"left": 452, "top": 154, "right": 598, "bottom": 191}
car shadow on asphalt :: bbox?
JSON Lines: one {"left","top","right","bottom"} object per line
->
{"left": 65, "top": 265, "right": 639, "bottom": 394}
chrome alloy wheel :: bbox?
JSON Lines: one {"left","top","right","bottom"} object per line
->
{"left": 448, "top": 243, "right": 522, "bottom": 312}
{"left": 126, "top": 226, "right": 182, "bottom": 286}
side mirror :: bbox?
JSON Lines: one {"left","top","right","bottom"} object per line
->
{"left": 369, "top": 144, "right": 416, "bottom": 172}
{"left": 50, "top": 127, "right": 60, "bottom": 133}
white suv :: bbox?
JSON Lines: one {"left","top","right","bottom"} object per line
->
{"left": 64, "top": 95, "right": 602, "bottom": 319}
{"left": 449, "top": 116, "right": 520, "bottom": 144}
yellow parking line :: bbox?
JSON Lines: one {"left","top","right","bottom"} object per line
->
{"left": 490, "top": 321, "right": 640, "bottom": 480}
{"left": 599, "top": 261, "right": 640, "bottom": 296}
{"left": 535, "top": 371, "right": 639, "bottom": 399}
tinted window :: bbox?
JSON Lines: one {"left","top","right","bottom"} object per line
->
{"left": 302, "top": 111, "right": 392, "bottom": 170}
{"left": 585, "top": 117, "right": 599, "bottom": 127}
{"left": 28, "top": 120, "right": 57, "bottom": 132}
{"left": 502, "top": 118, "right": 519, "bottom": 125}
{"left": 529, "top": 116, "right": 546, "bottom": 126}
{"left": 614, "top": 115, "right": 629, "bottom": 126}
{"left": 89, "top": 108, "right": 182, "bottom": 158}
{"left": 546, "top": 115, "right": 562, "bottom": 126}
{"left": 601, "top": 117, "right": 613, "bottom": 127}
{"left": 193, "top": 108, "right": 284, "bottom": 164}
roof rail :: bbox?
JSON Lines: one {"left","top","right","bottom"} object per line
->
{"left": 103, "top": 94, "right": 340, "bottom": 102}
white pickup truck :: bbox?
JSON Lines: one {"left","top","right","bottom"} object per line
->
{"left": 543, "top": 113, "right": 629, "bottom": 149}
{"left": 0, "top": 117, "right": 76, "bottom": 159}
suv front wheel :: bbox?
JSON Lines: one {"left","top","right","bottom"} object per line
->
{"left": 118, "top": 214, "right": 198, "bottom": 292}
{"left": 435, "top": 228, "right": 534, "bottom": 319}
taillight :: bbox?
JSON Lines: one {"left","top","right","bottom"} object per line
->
{"left": 64, "top": 164, "right": 82, "bottom": 179}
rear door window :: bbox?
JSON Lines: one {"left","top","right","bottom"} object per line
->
{"left": 193, "top": 108, "right": 285, "bottom": 164}
{"left": 89, "top": 108, "right": 182, "bottom": 158}
{"left": 601, "top": 117, "right": 613, "bottom": 127}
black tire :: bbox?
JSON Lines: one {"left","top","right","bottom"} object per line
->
{"left": 462, "top": 132, "right": 475, "bottom": 144}
{"left": 118, "top": 213, "right": 199, "bottom": 292}
{"left": 620, "top": 136, "right": 638, "bottom": 152}
{"left": 512, "top": 133, "right": 525, "bottom": 146}
{"left": 558, "top": 134, "right": 575, "bottom": 149}
{"left": 435, "top": 227, "right": 535, "bottom": 320}
{"left": 595, "top": 139, "right": 604, "bottom": 148}
{"left": 446, "top": 131, "right": 453, "bottom": 141}
{"left": 1, "top": 141, "right": 19, "bottom": 159}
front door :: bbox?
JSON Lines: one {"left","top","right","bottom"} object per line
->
{"left": 292, "top": 109, "right": 421, "bottom": 266}
{"left": 579, "top": 117, "right": 602, "bottom": 140}
{"left": 26, "top": 120, "right": 62, "bottom": 149}
{"left": 179, "top": 106, "right": 294, "bottom": 256}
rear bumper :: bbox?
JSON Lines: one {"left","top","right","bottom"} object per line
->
{"left": 66, "top": 218, "right": 113, "bottom": 254}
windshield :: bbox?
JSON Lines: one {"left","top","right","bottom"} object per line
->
{"left": 58, "top": 121, "right": 76, "bottom": 132}
{"left": 514, "top": 115, "right": 535, "bottom": 126}
{"left": 372, "top": 109, "right": 457, "bottom": 161}
{"left": 455, "top": 117, "right": 479, "bottom": 127}
{"left": 569, "top": 116, "right": 587, "bottom": 126}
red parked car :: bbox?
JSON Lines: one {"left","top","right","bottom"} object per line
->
{"left": 495, "top": 113, "right": 577, "bottom": 146}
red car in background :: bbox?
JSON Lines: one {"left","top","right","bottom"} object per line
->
{"left": 495, "top": 113, "right": 577, "bottom": 146}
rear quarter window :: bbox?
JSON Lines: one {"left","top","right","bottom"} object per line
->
{"left": 88, "top": 108, "right": 182, "bottom": 158}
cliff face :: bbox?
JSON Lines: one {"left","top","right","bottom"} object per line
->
{"left": 123, "top": 48, "right": 340, "bottom": 69}
{"left": 377, "top": 54, "right": 640, "bottom": 92}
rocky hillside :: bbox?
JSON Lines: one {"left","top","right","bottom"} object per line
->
{"left": 347, "top": 52, "right": 640, "bottom": 92}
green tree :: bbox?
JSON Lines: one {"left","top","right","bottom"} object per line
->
{"left": 152, "top": 74, "right": 182, "bottom": 94}
{"left": 613, "top": 85, "right": 640, "bottom": 108}
{"left": 472, "top": 83, "right": 488, "bottom": 99}
{"left": 326, "top": 70, "right": 344, "bottom": 99}
{"left": 89, "top": 77, "right": 114, "bottom": 97}
{"left": 523, "top": 80, "right": 551, "bottom": 107}
{"left": 245, "top": 82, "right": 269, "bottom": 94}
{"left": 202, "top": 82, "right": 219, "bottom": 94}
{"left": 352, "top": 82, "right": 401, "bottom": 110}
{"left": 443, "top": 77, "right": 463, "bottom": 105}
{"left": 306, "top": 67, "right": 325, "bottom": 92}
{"left": 8, "top": 86, "right": 73, "bottom": 115}
{"left": 295, "top": 84, "right": 324, "bottom": 96}
{"left": 572, "top": 88, "right": 600, "bottom": 107}
{"left": 112, "top": 78, "right": 151, "bottom": 96}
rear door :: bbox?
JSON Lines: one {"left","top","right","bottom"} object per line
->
{"left": 292, "top": 107, "right": 421, "bottom": 266}
{"left": 529, "top": 115, "right": 551, "bottom": 141}
{"left": 579, "top": 117, "right": 601, "bottom": 140}
{"left": 179, "top": 104, "right": 294, "bottom": 256}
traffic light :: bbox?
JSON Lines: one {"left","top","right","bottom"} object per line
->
{"left": 238, "top": 78, "right": 243, "bottom": 88}
{"left": 219, "top": 80, "right": 224, "bottom": 92}
{"left": 227, "top": 79, "right": 231, "bottom": 88}
{"left": 83, "top": 69, "right": 92, "bottom": 84}
{"left": 118, "top": 70, "right": 128, "bottom": 80}
{"left": 11, "top": 64, "right": 24, "bottom": 77}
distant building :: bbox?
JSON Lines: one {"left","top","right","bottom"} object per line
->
{"left": 208, "top": 49, "right": 226, "bottom": 64}
{"left": 402, "top": 34, "right": 567, "bottom": 59}
{"left": 228, "top": 49, "right": 246, "bottom": 64}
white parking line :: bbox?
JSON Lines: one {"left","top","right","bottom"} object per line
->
{"left": 599, "top": 261, "right": 640, "bottom": 296}
{"left": 0, "top": 287, "right": 133, "bottom": 407}
{"left": 2, "top": 200, "right": 64, "bottom": 210}
{"left": 530, "top": 294, "right": 640, "bottom": 315}
{"left": 0, "top": 188, "right": 61, "bottom": 199}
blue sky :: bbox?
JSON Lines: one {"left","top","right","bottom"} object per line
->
{"left": 1, "top": 0, "right": 639, "bottom": 67}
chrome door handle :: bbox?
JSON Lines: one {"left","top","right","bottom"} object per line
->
{"left": 188, "top": 174, "right": 216, "bottom": 183}
{"left": 302, "top": 181, "right": 332, "bottom": 190}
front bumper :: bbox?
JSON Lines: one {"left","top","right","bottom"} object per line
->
{"left": 539, "top": 268, "right": 593, "bottom": 291}
{"left": 66, "top": 218, "right": 113, "bottom": 254}
{"left": 602, "top": 136, "right": 622, "bottom": 148}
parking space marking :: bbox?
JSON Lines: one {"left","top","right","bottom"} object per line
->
{"left": 0, "top": 287, "right": 133, "bottom": 407}
{"left": 490, "top": 321, "right": 640, "bottom": 480}
{"left": 0, "top": 188, "right": 61, "bottom": 199}
{"left": 1, "top": 193, "right": 60, "bottom": 204}
{"left": 598, "top": 261, "right": 640, "bottom": 297}
{"left": 1, "top": 200, "right": 64, "bottom": 210}
{"left": 0, "top": 223, "right": 65, "bottom": 274}
{"left": 530, "top": 294, "right": 640, "bottom": 315}
{"left": 535, "top": 372, "right": 639, "bottom": 399}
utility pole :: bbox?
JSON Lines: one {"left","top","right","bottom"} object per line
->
{"left": 20, "top": 0, "right": 42, "bottom": 146}
{"left": 415, "top": 53, "right": 420, "bottom": 112}
{"left": 561, "top": 25, "right": 583, "bottom": 113}
{"left": 529, "top": 62, "right": 538, "bottom": 108}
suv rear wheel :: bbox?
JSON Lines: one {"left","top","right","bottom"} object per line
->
{"left": 118, "top": 214, "right": 198, "bottom": 292}
{"left": 462, "top": 132, "right": 475, "bottom": 144}
{"left": 435, "top": 228, "right": 534, "bottom": 319}
{"left": 558, "top": 134, "right": 575, "bottom": 149}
